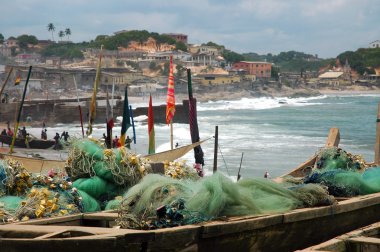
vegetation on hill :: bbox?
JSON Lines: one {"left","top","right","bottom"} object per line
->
{"left": 41, "top": 43, "right": 86, "bottom": 59}
{"left": 337, "top": 48, "right": 380, "bottom": 75}
{"left": 243, "top": 51, "right": 333, "bottom": 72}
{"left": 202, "top": 41, "right": 244, "bottom": 63}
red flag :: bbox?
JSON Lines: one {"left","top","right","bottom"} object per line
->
{"left": 166, "top": 55, "right": 175, "bottom": 124}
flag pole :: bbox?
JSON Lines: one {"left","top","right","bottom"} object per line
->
{"left": 10, "top": 66, "right": 32, "bottom": 154}
{"left": 129, "top": 105, "right": 136, "bottom": 144}
{"left": 87, "top": 45, "right": 103, "bottom": 136}
{"left": 0, "top": 67, "right": 13, "bottom": 101}
{"left": 170, "top": 120, "right": 173, "bottom": 150}
{"left": 73, "top": 75, "right": 84, "bottom": 137}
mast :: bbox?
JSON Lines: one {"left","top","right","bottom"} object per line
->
{"left": 10, "top": 66, "right": 32, "bottom": 153}
{"left": 73, "top": 75, "right": 84, "bottom": 137}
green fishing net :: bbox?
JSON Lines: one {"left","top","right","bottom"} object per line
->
{"left": 77, "top": 189, "right": 101, "bottom": 212}
{"left": 73, "top": 176, "right": 117, "bottom": 199}
{"left": 117, "top": 172, "right": 333, "bottom": 229}
{"left": 305, "top": 147, "right": 380, "bottom": 197}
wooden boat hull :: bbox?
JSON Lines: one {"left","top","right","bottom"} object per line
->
{"left": 0, "top": 153, "right": 65, "bottom": 173}
{"left": 2, "top": 192, "right": 380, "bottom": 251}
{"left": 0, "top": 135, "right": 55, "bottom": 149}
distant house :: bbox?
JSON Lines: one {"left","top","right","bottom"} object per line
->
{"left": 232, "top": 61, "right": 272, "bottom": 79}
{"left": 189, "top": 45, "right": 220, "bottom": 55}
{"left": 15, "top": 53, "right": 41, "bottom": 65}
{"left": 369, "top": 40, "right": 380, "bottom": 48}
{"left": 162, "top": 33, "right": 188, "bottom": 44}
{"left": 195, "top": 74, "right": 241, "bottom": 85}
{"left": 318, "top": 71, "right": 346, "bottom": 86}
{"left": 0, "top": 45, "right": 11, "bottom": 57}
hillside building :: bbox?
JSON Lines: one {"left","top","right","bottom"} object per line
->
{"left": 162, "top": 33, "right": 188, "bottom": 44}
{"left": 369, "top": 40, "right": 380, "bottom": 48}
{"left": 232, "top": 61, "right": 272, "bottom": 79}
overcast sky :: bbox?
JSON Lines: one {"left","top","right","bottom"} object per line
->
{"left": 1, "top": 0, "right": 379, "bottom": 58}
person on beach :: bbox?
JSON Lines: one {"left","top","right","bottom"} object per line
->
{"left": 53, "top": 133, "right": 61, "bottom": 150}
{"left": 264, "top": 171, "right": 271, "bottom": 179}
{"left": 113, "top": 135, "right": 120, "bottom": 148}
{"left": 21, "top": 126, "right": 27, "bottom": 138}
{"left": 7, "top": 127, "right": 13, "bottom": 137}
{"left": 1, "top": 129, "right": 6, "bottom": 147}
{"left": 41, "top": 129, "right": 47, "bottom": 140}
{"left": 125, "top": 135, "right": 132, "bottom": 149}
{"left": 63, "top": 132, "right": 69, "bottom": 141}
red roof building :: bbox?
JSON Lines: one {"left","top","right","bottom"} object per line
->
{"left": 233, "top": 61, "right": 272, "bottom": 79}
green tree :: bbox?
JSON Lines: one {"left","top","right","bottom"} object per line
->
{"left": 65, "top": 28, "right": 71, "bottom": 40}
{"left": 175, "top": 41, "right": 187, "bottom": 52}
{"left": 47, "top": 23, "right": 55, "bottom": 41}
{"left": 271, "top": 65, "right": 280, "bottom": 80}
{"left": 161, "top": 61, "right": 170, "bottom": 76}
{"left": 0, "top": 33, "right": 4, "bottom": 44}
{"left": 58, "top": 31, "right": 65, "bottom": 41}
{"left": 17, "top": 34, "right": 38, "bottom": 49}
{"left": 222, "top": 50, "right": 244, "bottom": 63}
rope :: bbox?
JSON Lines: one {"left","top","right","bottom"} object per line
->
{"left": 217, "top": 143, "right": 230, "bottom": 176}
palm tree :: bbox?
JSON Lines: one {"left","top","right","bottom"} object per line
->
{"left": 58, "top": 31, "right": 65, "bottom": 42}
{"left": 65, "top": 28, "right": 71, "bottom": 40}
{"left": 47, "top": 23, "right": 55, "bottom": 41}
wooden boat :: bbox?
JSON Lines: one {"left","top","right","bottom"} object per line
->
{"left": 2, "top": 127, "right": 380, "bottom": 251}
{"left": 301, "top": 220, "right": 380, "bottom": 251}
{"left": 0, "top": 135, "right": 55, "bottom": 149}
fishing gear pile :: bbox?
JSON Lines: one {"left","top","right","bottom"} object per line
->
{"left": 117, "top": 172, "right": 334, "bottom": 230}
{"left": 305, "top": 147, "right": 380, "bottom": 197}
{"left": 163, "top": 160, "right": 199, "bottom": 180}
{"left": 65, "top": 138, "right": 154, "bottom": 212}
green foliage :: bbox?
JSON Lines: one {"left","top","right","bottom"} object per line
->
{"left": 161, "top": 61, "right": 170, "bottom": 76}
{"left": 90, "top": 30, "right": 178, "bottom": 51}
{"left": 126, "top": 60, "right": 140, "bottom": 70}
{"left": 0, "top": 33, "right": 4, "bottom": 44}
{"left": 175, "top": 41, "right": 188, "bottom": 52}
{"left": 42, "top": 43, "right": 85, "bottom": 59}
{"left": 243, "top": 51, "right": 331, "bottom": 72}
{"left": 271, "top": 65, "right": 280, "bottom": 79}
{"left": 203, "top": 41, "right": 225, "bottom": 51}
{"left": 337, "top": 48, "right": 380, "bottom": 75}
{"left": 16, "top": 34, "right": 38, "bottom": 49}
{"left": 222, "top": 49, "right": 244, "bottom": 63}
{"left": 149, "top": 61, "right": 157, "bottom": 70}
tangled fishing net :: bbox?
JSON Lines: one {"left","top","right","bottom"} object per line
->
{"left": 304, "top": 147, "right": 380, "bottom": 197}
{"left": 0, "top": 159, "right": 33, "bottom": 195}
{"left": 163, "top": 160, "right": 199, "bottom": 180}
{"left": 65, "top": 138, "right": 152, "bottom": 186}
{"left": 117, "top": 172, "right": 334, "bottom": 229}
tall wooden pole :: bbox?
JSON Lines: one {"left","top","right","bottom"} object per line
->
{"left": 213, "top": 125, "right": 218, "bottom": 173}
{"left": 375, "top": 103, "right": 380, "bottom": 165}
{"left": 170, "top": 121, "right": 174, "bottom": 150}
{"left": 237, "top": 152, "right": 244, "bottom": 181}
{"left": 10, "top": 66, "right": 32, "bottom": 154}
{"left": 0, "top": 67, "right": 13, "bottom": 101}
{"left": 73, "top": 75, "right": 84, "bottom": 137}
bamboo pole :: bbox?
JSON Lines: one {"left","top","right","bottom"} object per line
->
{"left": 213, "top": 125, "right": 218, "bottom": 173}
{"left": 0, "top": 67, "right": 13, "bottom": 101}
{"left": 73, "top": 75, "right": 84, "bottom": 137}
{"left": 375, "top": 103, "right": 380, "bottom": 165}
{"left": 10, "top": 66, "right": 32, "bottom": 154}
{"left": 237, "top": 152, "right": 244, "bottom": 181}
{"left": 170, "top": 121, "right": 173, "bottom": 150}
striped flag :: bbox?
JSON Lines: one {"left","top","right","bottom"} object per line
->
{"left": 148, "top": 95, "right": 155, "bottom": 154}
{"left": 120, "top": 87, "right": 131, "bottom": 147}
{"left": 14, "top": 75, "right": 21, "bottom": 85}
{"left": 166, "top": 55, "right": 175, "bottom": 124}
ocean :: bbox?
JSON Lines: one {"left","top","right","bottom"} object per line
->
{"left": 26, "top": 94, "right": 380, "bottom": 179}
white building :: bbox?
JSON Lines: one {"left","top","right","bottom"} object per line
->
{"left": 369, "top": 40, "right": 380, "bottom": 48}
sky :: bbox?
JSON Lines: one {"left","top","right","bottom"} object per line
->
{"left": 1, "top": 0, "right": 379, "bottom": 58}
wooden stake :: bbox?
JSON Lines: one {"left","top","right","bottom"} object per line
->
{"left": 0, "top": 67, "right": 13, "bottom": 101}
{"left": 237, "top": 152, "right": 244, "bottom": 181}
{"left": 326, "top": 127, "right": 340, "bottom": 147}
{"left": 375, "top": 103, "right": 380, "bottom": 165}
{"left": 170, "top": 120, "right": 173, "bottom": 150}
{"left": 213, "top": 125, "right": 218, "bottom": 173}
